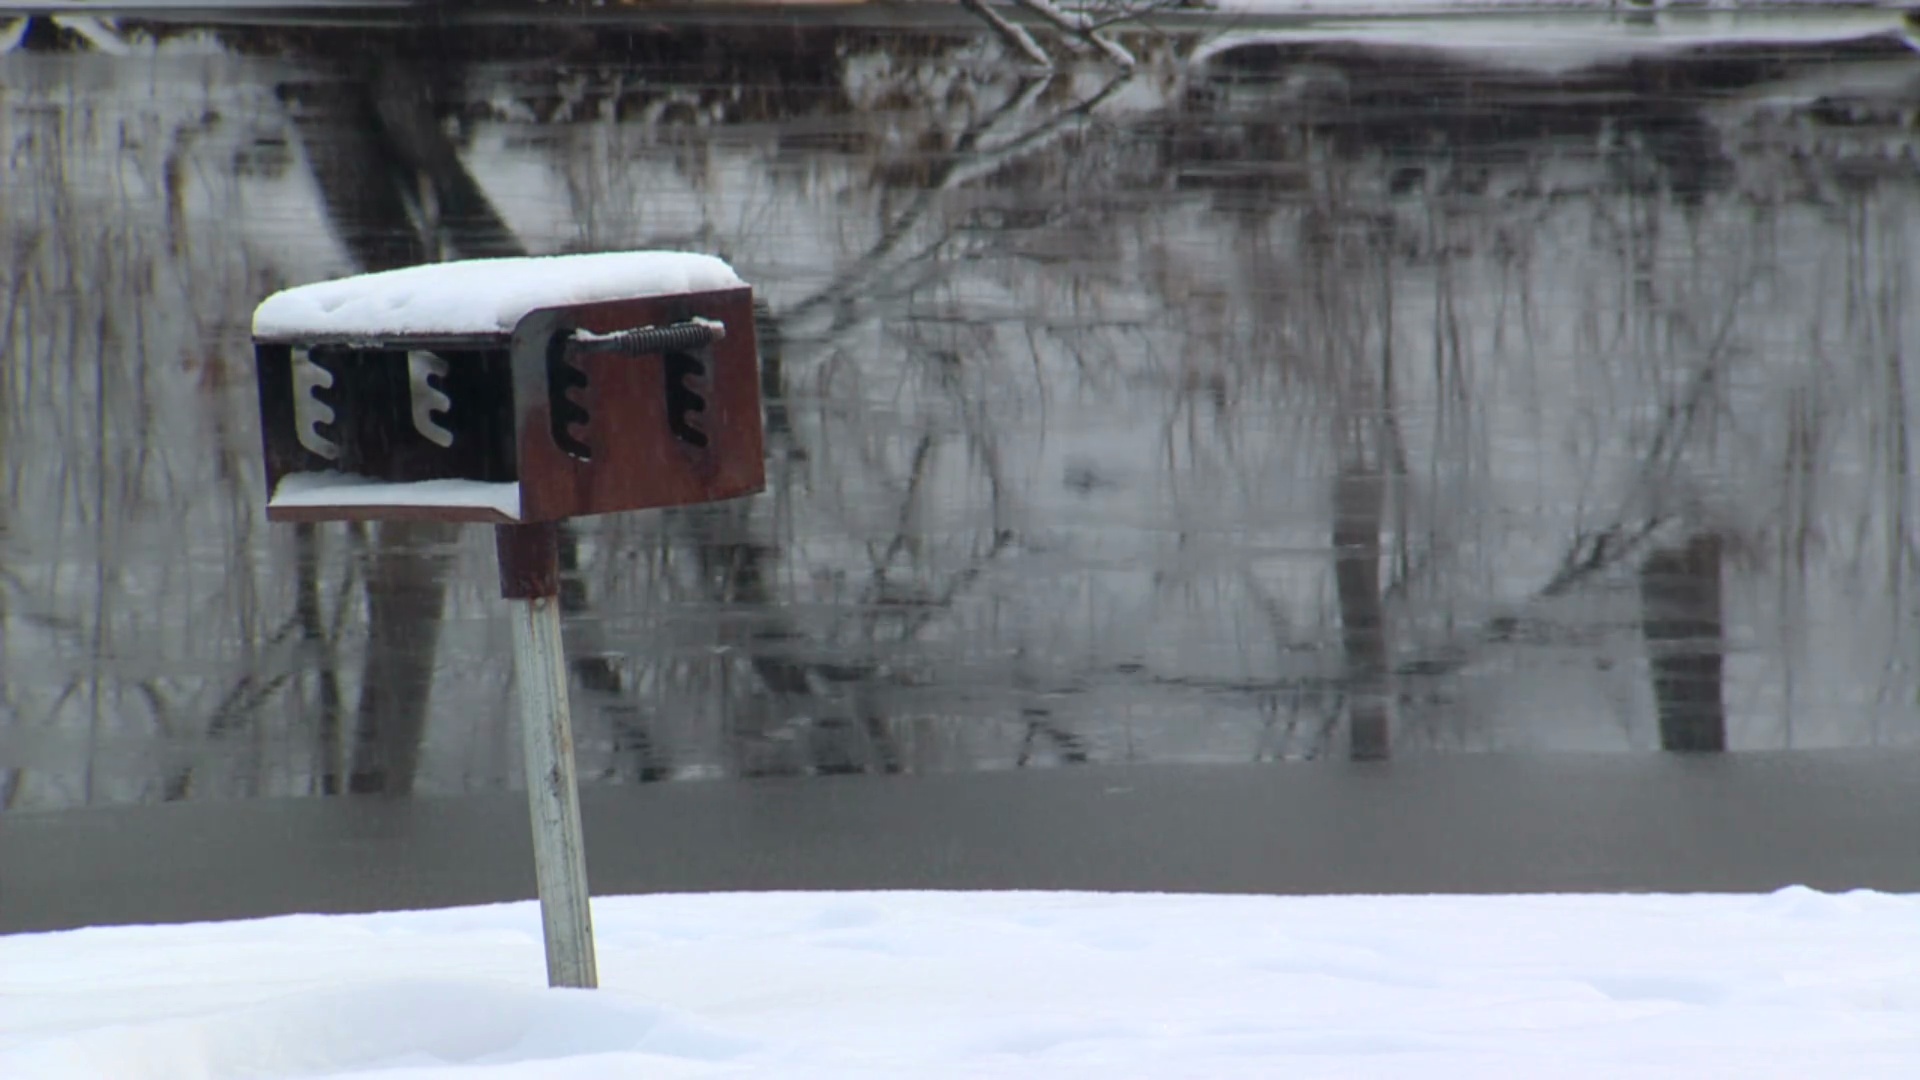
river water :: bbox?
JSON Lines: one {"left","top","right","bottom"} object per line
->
{"left": 5, "top": 8, "right": 1920, "bottom": 811}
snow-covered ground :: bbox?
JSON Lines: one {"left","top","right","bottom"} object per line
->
{"left": 4, "top": 888, "right": 1919, "bottom": 1077}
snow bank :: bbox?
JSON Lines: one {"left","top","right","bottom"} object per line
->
{"left": 252, "top": 252, "right": 745, "bottom": 340}
{"left": 3, "top": 888, "right": 1918, "bottom": 1078}
{"left": 269, "top": 473, "right": 521, "bottom": 519}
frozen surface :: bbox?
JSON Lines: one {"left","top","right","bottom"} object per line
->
{"left": 252, "top": 252, "right": 744, "bottom": 339}
{"left": 270, "top": 472, "right": 521, "bottom": 519}
{"left": 3, "top": 888, "right": 1918, "bottom": 1078}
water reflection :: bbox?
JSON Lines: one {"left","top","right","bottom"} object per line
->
{"left": 3, "top": 13, "right": 1918, "bottom": 808}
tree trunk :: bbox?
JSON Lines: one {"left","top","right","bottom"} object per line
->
{"left": 1640, "top": 533, "right": 1727, "bottom": 752}
{"left": 346, "top": 521, "right": 455, "bottom": 794}
{"left": 291, "top": 50, "right": 531, "bottom": 794}
{"left": 1334, "top": 464, "right": 1391, "bottom": 761}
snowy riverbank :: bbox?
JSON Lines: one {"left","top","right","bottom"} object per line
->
{"left": 4, "top": 888, "right": 1919, "bottom": 1077}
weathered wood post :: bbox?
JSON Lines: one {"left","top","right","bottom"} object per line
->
{"left": 496, "top": 520, "right": 596, "bottom": 987}
{"left": 248, "top": 252, "right": 766, "bottom": 989}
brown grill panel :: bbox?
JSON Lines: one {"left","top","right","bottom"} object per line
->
{"left": 253, "top": 285, "right": 764, "bottom": 525}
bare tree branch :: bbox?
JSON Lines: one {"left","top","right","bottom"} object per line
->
{"left": 1008, "top": 0, "right": 1138, "bottom": 69}
{"left": 959, "top": 0, "right": 1054, "bottom": 69}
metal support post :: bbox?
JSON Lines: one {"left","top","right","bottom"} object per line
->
{"left": 496, "top": 521, "right": 598, "bottom": 989}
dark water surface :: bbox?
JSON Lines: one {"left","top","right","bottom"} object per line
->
{"left": 9, "top": 750, "right": 1920, "bottom": 933}
{"left": 5, "top": 9, "right": 1920, "bottom": 819}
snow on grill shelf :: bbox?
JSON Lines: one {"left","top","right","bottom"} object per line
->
{"left": 251, "top": 251, "right": 745, "bottom": 339}
{"left": 268, "top": 473, "right": 522, "bottom": 519}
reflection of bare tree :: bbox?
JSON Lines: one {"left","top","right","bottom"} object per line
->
{"left": 1334, "top": 461, "right": 1390, "bottom": 761}
{"left": 693, "top": 502, "right": 895, "bottom": 778}
{"left": 1160, "top": 32, "right": 1920, "bottom": 754}
{"left": 294, "top": 523, "right": 352, "bottom": 793}
{"left": 782, "top": 72, "right": 1131, "bottom": 341}
{"left": 0, "top": 82, "right": 290, "bottom": 804}
{"left": 604, "top": 67, "right": 1136, "bottom": 775}
{"left": 285, "top": 62, "right": 456, "bottom": 796}
{"left": 0, "top": 218, "right": 21, "bottom": 807}
{"left": 342, "top": 528, "right": 448, "bottom": 794}
{"left": 12, "top": 21, "right": 1920, "bottom": 805}
{"left": 285, "top": 49, "right": 547, "bottom": 794}
{"left": 290, "top": 45, "right": 679, "bottom": 790}
{"left": 556, "top": 526, "right": 666, "bottom": 783}
{"left": 1640, "top": 534, "right": 1726, "bottom": 752}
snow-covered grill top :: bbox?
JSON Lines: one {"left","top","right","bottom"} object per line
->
{"left": 251, "top": 252, "right": 745, "bottom": 340}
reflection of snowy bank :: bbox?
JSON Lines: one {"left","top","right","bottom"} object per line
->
{"left": 1193, "top": 9, "right": 1918, "bottom": 74}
